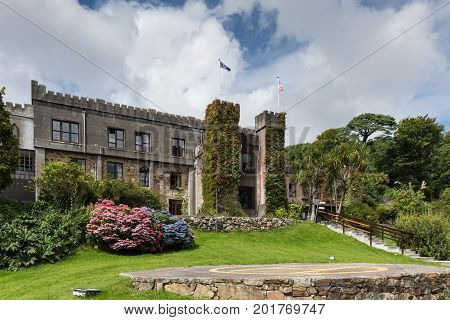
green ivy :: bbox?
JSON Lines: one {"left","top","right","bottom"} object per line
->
{"left": 202, "top": 100, "right": 242, "bottom": 215}
{"left": 265, "top": 113, "right": 288, "bottom": 215}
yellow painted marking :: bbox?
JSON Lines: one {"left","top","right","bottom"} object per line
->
{"left": 209, "top": 265, "right": 388, "bottom": 276}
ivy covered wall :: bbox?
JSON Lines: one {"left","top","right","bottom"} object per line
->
{"left": 265, "top": 113, "right": 288, "bottom": 215}
{"left": 202, "top": 99, "right": 242, "bottom": 215}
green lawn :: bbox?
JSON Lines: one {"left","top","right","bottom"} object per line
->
{"left": 0, "top": 222, "right": 426, "bottom": 300}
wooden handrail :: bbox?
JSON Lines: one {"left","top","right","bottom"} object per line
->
{"left": 316, "top": 209, "right": 410, "bottom": 254}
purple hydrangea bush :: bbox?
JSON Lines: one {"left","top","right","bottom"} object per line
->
{"left": 146, "top": 209, "right": 195, "bottom": 249}
{"left": 86, "top": 200, "right": 163, "bottom": 252}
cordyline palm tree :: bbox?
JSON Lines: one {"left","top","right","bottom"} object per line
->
{"left": 329, "top": 141, "right": 368, "bottom": 213}
{"left": 295, "top": 143, "right": 324, "bottom": 219}
{"left": 324, "top": 148, "right": 342, "bottom": 213}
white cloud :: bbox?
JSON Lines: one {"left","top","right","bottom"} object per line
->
{"left": 221, "top": 0, "right": 450, "bottom": 141}
{"left": 0, "top": 0, "right": 449, "bottom": 143}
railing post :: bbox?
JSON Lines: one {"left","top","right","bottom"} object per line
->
{"left": 381, "top": 227, "right": 384, "bottom": 241}
{"left": 369, "top": 225, "right": 373, "bottom": 247}
{"left": 342, "top": 217, "right": 345, "bottom": 234}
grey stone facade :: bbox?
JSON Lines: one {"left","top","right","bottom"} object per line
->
{"left": 2, "top": 80, "right": 307, "bottom": 215}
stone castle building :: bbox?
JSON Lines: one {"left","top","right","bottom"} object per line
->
{"left": 1, "top": 80, "right": 307, "bottom": 216}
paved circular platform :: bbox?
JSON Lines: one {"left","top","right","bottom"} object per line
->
{"left": 122, "top": 263, "right": 448, "bottom": 280}
{"left": 122, "top": 263, "right": 449, "bottom": 300}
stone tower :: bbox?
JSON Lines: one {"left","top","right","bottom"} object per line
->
{"left": 255, "top": 110, "right": 286, "bottom": 216}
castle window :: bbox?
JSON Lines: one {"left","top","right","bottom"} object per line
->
{"left": 52, "top": 120, "right": 79, "bottom": 143}
{"left": 135, "top": 133, "right": 150, "bottom": 152}
{"left": 139, "top": 166, "right": 149, "bottom": 187}
{"left": 289, "top": 182, "right": 297, "bottom": 197}
{"left": 171, "top": 138, "right": 185, "bottom": 157}
{"left": 169, "top": 199, "right": 183, "bottom": 215}
{"left": 241, "top": 153, "right": 254, "bottom": 174}
{"left": 107, "top": 162, "right": 123, "bottom": 179}
{"left": 108, "top": 128, "right": 124, "bottom": 149}
{"left": 71, "top": 158, "right": 86, "bottom": 170}
{"left": 170, "top": 172, "right": 182, "bottom": 190}
{"left": 19, "top": 150, "right": 34, "bottom": 173}
{"left": 12, "top": 124, "right": 19, "bottom": 139}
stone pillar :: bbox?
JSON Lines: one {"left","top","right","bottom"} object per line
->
{"left": 96, "top": 155, "right": 102, "bottom": 180}
{"left": 188, "top": 167, "right": 195, "bottom": 216}
{"left": 148, "top": 161, "right": 154, "bottom": 188}
{"left": 34, "top": 147, "right": 45, "bottom": 199}
{"left": 193, "top": 146, "right": 203, "bottom": 215}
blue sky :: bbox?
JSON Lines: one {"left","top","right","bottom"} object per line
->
{"left": 1, "top": 0, "right": 449, "bottom": 140}
{"left": 77, "top": 0, "right": 413, "bottom": 69}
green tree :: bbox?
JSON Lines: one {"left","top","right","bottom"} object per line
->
{"left": 347, "top": 113, "right": 396, "bottom": 143}
{"left": 367, "top": 136, "right": 396, "bottom": 177}
{"left": 285, "top": 143, "right": 308, "bottom": 175}
{"left": 390, "top": 116, "right": 444, "bottom": 190}
{"left": 35, "top": 161, "right": 95, "bottom": 210}
{"left": 430, "top": 131, "right": 450, "bottom": 197}
{"left": 315, "top": 127, "right": 352, "bottom": 151}
{"left": 296, "top": 142, "right": 324, "bottom": 217}
{"left": 387, "top": 183, "right": 430, "bottom": 216}
{"left": 325, "top": 141, "right": 368, "bottom": 213}
{"left": 0, "top": 86, "right": 20, "bottom": 192}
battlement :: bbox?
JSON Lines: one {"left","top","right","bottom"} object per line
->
{"left": 31, "top": 80, "right": 203, "bottom": 130}
{"left": 4, "top": 102, "right": 34, "bottom": 118}
{"left": 255, "top": 110, "right": 285, "bottom": 132}
{"left": 240, "top": 127, "right": 257, "bottom": 136}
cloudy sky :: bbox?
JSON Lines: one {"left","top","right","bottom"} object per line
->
{"left": 1, "top": 0, "right": 449, "bottom": 143}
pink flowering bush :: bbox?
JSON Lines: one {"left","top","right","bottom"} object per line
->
{"left": 86, "top": 199, "right": 163, "bottom": 252}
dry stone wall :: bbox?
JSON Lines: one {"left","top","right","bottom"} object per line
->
{"left": 177, "top": 216, "right": 297, "bottom": 232}
{"left": 131, "top": 273, "right": 449, "bottom": 300}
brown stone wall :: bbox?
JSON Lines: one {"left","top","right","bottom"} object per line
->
{"left": 178, "top": 216, "right": 297, "bottom": 232}
{"left": 101, "top": 157, "right": 142, "bottom": 183}
{"left": 131, "top": 273, "right": 449, "bottom": 300}
{"left": 154, "top": 163, "right": 190, "bottom": 213}
{"left": 45, "top": 150, "right": 97, "bottom": 176}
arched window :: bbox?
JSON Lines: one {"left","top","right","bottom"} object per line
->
{"left": 139, "top": 166, "right": 149, "bottom": 187}
{"left": 12, "top": 124, "right": 19, "bottom": 139}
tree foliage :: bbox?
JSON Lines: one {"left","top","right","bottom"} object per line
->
{"left": 35, "top": 161, "right": 96, "bottom": 210}
{"left": 390, "top": 116, "right": 444, "bottom": 191}
{"left": 0, "top": 86, "right": 20, "bottom": 192}
{"left": 286, "top": 143, "right": 308, "bottom": 177}
{"left": 347, "top": 113, "right": 396, "bottom": 143}
{"left": 323, "top": 141, "right": 368, "bottom": 213}
{"left": 295, "top": 142, "right": 324, "bottom": 216}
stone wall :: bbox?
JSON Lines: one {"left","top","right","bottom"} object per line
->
{"left": 177, "top": 216, "right": 297, "bottom": 232}
{"left": 131, "top": 273, "right": 449, "bottom": 300}
{"left": 45, "top": 150, "right": 97, "bottom": 176}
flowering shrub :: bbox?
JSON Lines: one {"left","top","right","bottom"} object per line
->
{"left": 146, "top": 209, "right": 195, "bottom": 250}
{"left": 87, "top": 200, "right": 163, "bottom": 252}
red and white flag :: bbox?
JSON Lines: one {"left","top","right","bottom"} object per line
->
{"left": 277, "top": 77, "right": 283, "bottom": 92}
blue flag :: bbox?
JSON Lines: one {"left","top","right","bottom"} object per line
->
{"left": 219, "top": 59, "right": 231, "bottom": 72}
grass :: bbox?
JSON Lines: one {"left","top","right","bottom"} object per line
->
{"left": 0, "top": 222, "right": 428, "bottom": 300}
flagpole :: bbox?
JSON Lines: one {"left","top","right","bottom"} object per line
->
{"left": 218, "top": 59, "right": 221, "bottom": 100}
{"left": 277, "top": 76, "right": 280, "bottom": 112}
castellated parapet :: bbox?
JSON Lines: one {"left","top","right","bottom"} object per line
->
{"left": 255, "top": 110, "right": 285, "bottom": 132}
{"left": 31, "top": 80, "right": 204, "bottom": 129}
{"left": 4, "top": 102, "right": 34, "bottom": 118}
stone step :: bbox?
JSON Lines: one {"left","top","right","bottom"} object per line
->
{"left": 321, "top": 222, "right": 421, "bottom": 259}
{"left": 406, "top": 254, "right": 421, "bottom": 258}
{"left": 414, "top": 257, "right": 436, "bottom": 262}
